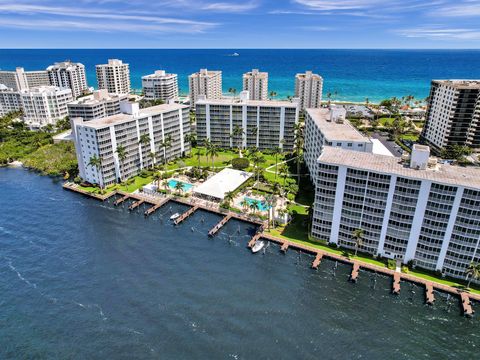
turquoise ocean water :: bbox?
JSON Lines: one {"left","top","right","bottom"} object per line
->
{"left": 1, "top": 49, "right": 480, "bottom": 102}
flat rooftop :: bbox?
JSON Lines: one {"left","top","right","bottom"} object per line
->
{"left": 433, "top": 80, "right": 480, "bottom": 89}
{"left": 80, "top": 103, "right": 188, "bottom": 129}
{"left": 193, "top": 168, "right": 253, "bottom": 200}
{"left": 306, "top": 108, "right": 371, "bottom": 143}
{"left": 318, "top": 147, "right": 480, "bottom": 189}
{"left": 196, "top": 97, "right": 298, "bottom": 108}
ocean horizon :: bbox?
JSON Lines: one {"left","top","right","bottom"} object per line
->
{"left": 1, "top": 49, "right": 480, "bottom": 102}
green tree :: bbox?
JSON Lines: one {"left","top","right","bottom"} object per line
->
{"left": 228, "top": 87, "right": 237, "bottom": 100}
{"left": 272, "top": 146, "right": 282, "bottom": 182}
{"left": 249, "top": 200, "right": 260, "bottom": 214}
{"left": 115, "top": 144, "right": 127, "bottom": 182}
{"left": 465, "top": 262, "right": 480, "bottom": 289}
{"left": 231, "top": 124, "right": 244, "bottom": 153}
{"left": 279, "top": 163, "right": 289, "bottom": 195}
{"left": 138, "top": 133, "right": 151, "bottom": 168}
{"left": 148, "top": 151, "right": 156, "bottom": 169}
{"left": 224, "top": 191, "right": 235, "bottom": 206}
{"left": 160, "top": 134, "right": 173, "bottom": 166}
{"left": 269, "top": 91, "right": 277, "bottom": 100}
{"left": 250, "top": 151, "right": 266, "bottom": 186}
{"left": 87, "top": 154, "right": 103, "bottom": 189}
{"left": 206, "top": 142, "right": 219, "bottom": 169}
{"left": 441, "top": 145, "right": 472, "bottom": 161}
{"left": 184, "top": 133, "right": 197, "bottom": 147}
{"left": 174, "top": 181, "right": 185, "bottom": 194}
{"left": 352, "top": 228, "right": 364, "bottom": 256}
{"left": 294, "top": 122, "right": 304, "bottom": 183}
{"left": 152, "top": 171, "right": 162, "bottom": 189}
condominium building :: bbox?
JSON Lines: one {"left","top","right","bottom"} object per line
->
{"left": 142, "top": 70, "right": 179, "bottom": 102}
{"left": 0, "top": 67, "right": 50, "bottom": 91}
{"left": 295, "top": 71, "right": 323, "bottom": 110}
{"left": 47, "top": 61, "right": 88, "bottom": 99}
{"left": 0, "top": 84, "right": 22, "bottom": 116}
{"left": 67, "top": 90, "right": 128, "bottom": 121}
{"left": 421, "top": 80, "right": 480, "bottom": 152}
{"left": 243, "top": 69, "right": 268, "bottom": 100}
{"left": 196, "top": 91, "right": 299, "bottom": 151}
{"left": 311, "top": 144, "right": 480, "bottom": 283}
{"left": 304, "top": 106, "right": 373, "bottom": 180}
{"left": 72, "top": 102, "right": 191, "bottom": 187}
{"left": 188, "top": 69, "right": 222, "bottom": 107}
{"left": 96, "top": 59, "right": 131, "bottom": 95}
{"left": 20, "top": 86, "right": 73, "bottom": 127}
{"left": 20, "top": 86, "right": 73, "bottom": 128}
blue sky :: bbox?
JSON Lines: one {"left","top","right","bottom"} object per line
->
{"left": 0, "top": 0, "right": 480, "bottom": 48}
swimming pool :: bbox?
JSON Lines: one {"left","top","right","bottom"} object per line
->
{"left": 168, "top": 179, "right": 193, "bottom": 191}
{"left": 244, "top": 197, "right": 271, "bottom": 211}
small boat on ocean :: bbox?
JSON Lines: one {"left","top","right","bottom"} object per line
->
{"left": 228, "top": 52, "right": 239, "bottom": 57}
{"left": 251, "top": 240, "right": 265, "bottom": 253}
{"left": 170, "top": 213, "right": 180, "bottom": 220}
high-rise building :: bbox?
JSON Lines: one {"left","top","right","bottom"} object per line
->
{"left": 196, "top": 91, "right": 299, "bottom": 151}
{"left": 311, "top": 144, "right": 480, "bottom": 283}
{"left": 295, "top": 71, "right": 323, "bottom": 110}
{"left": 421, "top": 80, "right": 480, "bottom": 153}
{"left": 142, "top": 70, "right": 179, "bottom": 102}
{"left": 20, "top": 86, "right": 73, "bottom": 127}
{"left": 0, "top": 67, "right": 50, "bottom": 91}
{"left": 0, "top": 84, "right": 22, "bottom": 116}
{"left": 304, "top": 106, "right": 373, "bottom": 181}
{"left": 72, "top": 102, "right": 191, "bottom": 187}
{"left": 47, "top": 61, "right": 88, "bottom": 99}
{"left": 242, "top": 69, "right": 268, "bottom": 100}
{"left": 67, "top": 90, "right": 128, "bottom": 121}
{"left": 188, "top": 69, "right": 222, "bottom": 108}
{"left": 96, "top": 59, "right": 131, "bottom": 95}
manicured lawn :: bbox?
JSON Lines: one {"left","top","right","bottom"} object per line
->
{"left": 378, "top": 117, "right": 395, "bottom": 126}
{"left": 408, "top": 269, "right": 480, "bottom": 295}
{"left": 400, "top": 133, "right": 419, "bottom": 141}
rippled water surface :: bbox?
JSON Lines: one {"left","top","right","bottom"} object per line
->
{"left": 0, "top": 168, "right": 479, "bottom": 359}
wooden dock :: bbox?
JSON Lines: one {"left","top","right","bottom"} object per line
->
{"left": 280, "top": 242, "right": 289, "bottom": 253}
{"left": 349, "top": 262, "right": 360, "bottom": 283}
{"left": 460, "top": 292, "right": 475, "bottom": 317}
{"left": 174, "top": 206, "right": 199, "bottom": 225}
{"left": 425, "top": 283, "right": 435, "bottom": 305}
{"left": 114, "top": 194, "right": 130, "bottom": 206}
{"left": 144, "top": 198, "right": 170, "bottom": 216}
{"left": 128, "top": 199, "right": 144, "bottom": 211}
{"left": 392, "top": 272, "right": 401, "bottom": 295}
{"left": 208, "top": 214, "right": 233, "bottom": 237}
{"left": 311, "top": 253, "right": 323, "bottom": 269}
{"left": 248, "top": 233, "right": 262, "bottom": 248}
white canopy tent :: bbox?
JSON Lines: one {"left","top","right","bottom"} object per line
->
{"left": 193, "top": 168, "right": 252, "bottom": 201}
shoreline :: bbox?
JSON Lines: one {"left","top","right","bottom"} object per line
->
{"left": 62, "top": 181, "right": 479, "bottom": 314}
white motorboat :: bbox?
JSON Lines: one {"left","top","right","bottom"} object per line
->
{"left": 170, "top": 213, "right": 180, "bottom": 220}
{"left": 251, "top": 240, "right": 265, "bottom": 253}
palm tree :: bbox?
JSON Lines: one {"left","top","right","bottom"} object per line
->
{"left": 184, "top": 133, "right": 197, "bottom": 148}
{"left": 465, "top": 262, "right": 480, "bottom": 288}
{"left": 249, "top": 200, "right": 260, "bottom": 214}
{"left": 152, "top": 171, "right": 162, "bottom": 189}
{"left": 87, "top": 154, "right": 103, "bottom": 189}
{"left": 148, "top": 151, "right": 156, "bottom": 169}
{"left": 250, "top": 126, "right": 258, "bottom": 147}
{"left": 162, "top": 179, "right": 170, "bottom": 192}
{"left": 195, "top": 147, "right": 203, "bottom": 167}
{"left": 294, "top": 123, "right": 304, "bottom": 183}
{"left": 265, "top": 194, "right": 276, "bottom": 230}
{"left": 206, "top": 143, "right": 219, "bottom": 169}
{"left": 138, "top": 134, "right": 150, "bottom": 168}
{"left": 174, "top": 181, "right": 185, "bottom": 195}
{"left": 352, "top": 228, "right": 364, "bottom": 256}
{"left": 250, "top": 151, "right": 265, "bottom": 187}
{"left": 160, "top": 134, "right": 173, "bottom": 166}
{"left": 228, "top": 87, "right": 237, "bottom": 100}
{"left": 240, "top": 199, "right": 249, "bottom": 211}
{"left": 115, "top": 144, "right": 127, "bottom": 182}
{"left": 269, "top": 91, "right": 277, "bottom": 100}
{"left": 231, "top": 124, "right": 244, "bottom": 153}
{"left": 279, "top": 163, "right": 289, "bottom": 196}
{"left": 272, "top": 146, "right": 282, "bottom": 182}
{"left": 224, "top": 191, "right": 235, "bottom": 206}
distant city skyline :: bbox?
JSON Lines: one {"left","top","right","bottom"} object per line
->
{"left": 0, "top": 1, "right": 480, "bottom": 49}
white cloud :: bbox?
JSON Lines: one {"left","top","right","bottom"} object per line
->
{"left": 396, "top": 26, "right": 480, "bottom": 40}
{"left": 0, "top": 3, "right": 218, "bottom": 33}
{"left": 430, "top": 1, "right": 480, "bottom": 17}
{"left": 202, "top": 2, "right": 259, "bottom": 12}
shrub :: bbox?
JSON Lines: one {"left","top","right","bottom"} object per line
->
{"left": 401, "top": 265, "right": 409, "bottom": 274}
{"left": 386, "top": 259, "right": 396, "bottom": 270}
{"left": 73, "top": 176, "right": 82, "bottom": 184}
{"left": 231, "top": 157, "right": 250, "bottom": 170}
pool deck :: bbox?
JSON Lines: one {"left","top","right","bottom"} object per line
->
{"left": 63, "top": 181, "right": 477, "bottom": 316}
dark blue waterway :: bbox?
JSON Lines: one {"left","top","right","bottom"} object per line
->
{"left": 1, "top": 49, "right": 480, "bottom": 102}
{"left": 0, "top": 168, "right": 479, "bottom": 359}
